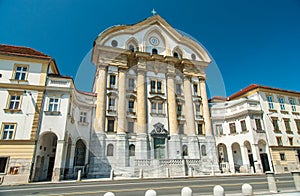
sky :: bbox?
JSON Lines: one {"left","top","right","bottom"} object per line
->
{"left": 0, "top": 0, "right": 300, "bottom": 98}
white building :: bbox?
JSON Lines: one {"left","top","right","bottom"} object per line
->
{"left": 210, "top": 97, "right": 272, "bottom": 174}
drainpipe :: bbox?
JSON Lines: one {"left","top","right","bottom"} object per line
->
{"left": 28, "top": 58, "right": 52, "bottom": 182}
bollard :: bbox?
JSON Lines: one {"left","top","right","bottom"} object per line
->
{"left": 291, "top": 171, "right": 300, "bottom": 191}
{"left": 110, "top": 169, "right": 114, "bottom": 180}
{"left": 213, "top": 185, "right": 225, "bottom": 196}
{"left": 242, "top": 183, "right": 253, "bottom": 196}
{"left": 104, "top": 192, "right": 115, "bottom": 196}
{"left": 266, "top": 172, "right": 278, "bottom": 193}
{"left": 181, "top": 187, "right": 193, "bottom": 196}
{"left": 145, "top": 189, "right": 157, "bottom": 196}
{"left": 166, "top": 168, "right": 170, "bottom": 178}
{"left": 77, "top": 170, "right": 81, "bottom": 181}
{"left": 139, "top": 168, "right": 143, "bottom": 179}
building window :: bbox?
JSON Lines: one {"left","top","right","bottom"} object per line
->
{"left": 79, "top": 112, "right": 87, "bottom": 123}
{"left": 272, "top": 119, "right": 279, "bottom": 131}
{"left": 280, "top": 153, "right": 286, "bottom": 161}
{"left": 1, "top": 123, "right": 16, "bottom": 140}
{"left": 48, "top": 98, "right": 59, "bottom": 112}
{"left": 109, "top": 75, "right": 116, "bottom": 88}
{"left": 255, "top": 119, "right": 262, "bottom": 130}
{"left": 284, "top": 119, "right": 291, "bottom": 132}
{"left": 7, "top": 93, "right": 21, "bottom": 110}
{"left": 129, "top": 45, "right": 135, "bottom": 52}
{"left": 295, "top": 120, "right": 300, "bottom": 133}
{"left": 278, "top": 97, "right": 285, "bottom": 111}
{"left": 129, "top": 144, "right": 135, "bottom": 156}
{"left": 128, "top": 78, "right": 135, "bottom": 90}
{"left": 240, "top": 120, "right": 247, "bottom": 132}
{"left": 108, "top": 98, "right": 115, "bottom": 111}
{"left": 288, "top": 137, "right": 293, "bottom": 146}
{"left": 201, "top": 145, "right": 207, "bottom": 156}
{"left": 289, "top": 98, "right": 296, "bottom": 112}
{"left": 216, "top": 124, "right": 223, "bottom": 135}
{"left": 176, "top": 83, "right": 182, "bottom": 95}
{"left": 193, "top": 84, "right": 198, "bottom": 96}
{"left": 195, "top": 103, "right": 201, "bottom": 118}
{"left": 152, "top": 48, "right": 158, "bottom": 54}
{"left": 276, "top": 137, "right": 283, "bottom": 146}
{"left": 150, "top": 80, "right": 162, "bottom": 93}
{"left": 151, "top": 101, "right": 164, "bottom": 114}
{"left": 128, "top": 101, "right": 134, "bottom": 113}
{"left": 198, "top": 123, "right": 203, "bottom": 135}
{"left": 177, "top": 104, "right": 182, "bottom": 116}
{"left": 128, "top": 121, "right": 134, "bottom": 133}
{"left": 107, "top": 144, "right": 114, "bottom": 156}
{"left": 107, "top": 119, "right": 114, "bottom": 132}
{"left": 0, "top": 157, "right": 8, "bottom": 173}
{"left": 13, "top": 65, "right": 28, "bottom": 80}
{"left": 229, "top": 123, "right": 236, "bottom": 134}
{"left": 267, "top": 96, "right": 274, "bottom": 110}
{"left": 182, "top": 145, "right": 188, "bottom": 156}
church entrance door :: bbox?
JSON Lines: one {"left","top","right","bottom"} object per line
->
{"left": 154, "top": 138, "right": 165, "bottom": 159}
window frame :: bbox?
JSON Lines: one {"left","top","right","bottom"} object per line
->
{"left": 284, "top": 119, "right": 291, "bottom": 132}
{"left": 5, "top": 91, "right": 23, "bottom": 112}
{"left": 279, "top": 152, "right": 286, "bottom": 161}
{"left": 229, "top": 122, "right": 237, "bottom": 134}
{"left": 1, "top": 123, "right": 17, "bottom": 140}
{"left": 11, "top": 64, "right": 29, "bottom": 81}
{"left": 276, "top": 137, "right": 283, "bottom": 146}
{"left": 48, "top": 97, "right": 60, "bottom": 112}
{"left": 107, "top": 119, "right": 115, "bottom": 132}
{"left": 255, "top": 119, "right": 262, "bottom": 130}
{"left": 272, "top": 118, "right": 280, "bottom": 132}
{"left": 150, "top": 79, "right": 163, "bottom": 94}
{"left": 109, "top": 74, "right": 116, "bottom": 88}
{"left": 240, "top": 120, "right": 247, "bottom": 132}
{"left": 267, "top": 95, "right": 274, "bottom": 110}
{"left": 128, "top": 78, "right": 135, "bottom": 91}
{"left": 216, "top": 124, "right": 223, "bottom": 135}
{"left": 289, "top": 98, "right": 296, "bottom": 112}
{"left": 79, "top": 111, "right": 87, "bottom": 123}
{"left": 278, "top": 97, "right": 286, "bottom": 111}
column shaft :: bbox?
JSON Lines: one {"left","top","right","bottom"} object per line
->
{"left": 199, "top": 79, "right": 212, "bottom": 136}
{"left": 167, "top": 73, "right": 178, "bottom": 135}
{"left": 136, "top": 69, "right": 146, "bottom": 134}
{"left": 94, "top": 65, "right": 107, "bottom": 133}
{"left": 184, "top": 76, "right": 196, "bottom": 135}
{"left": 52, "top": 140, "right": 65, "bottom": 181}
{"left": 117, "top": 69, "right": 127, "bottom": 133}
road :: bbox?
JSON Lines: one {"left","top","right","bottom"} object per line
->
{"left": 0, "top": 174, "right": 297, "bottom": 196}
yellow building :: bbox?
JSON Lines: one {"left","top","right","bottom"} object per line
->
{"left": 0, "top": 44, "right": 59, "bottom": 184}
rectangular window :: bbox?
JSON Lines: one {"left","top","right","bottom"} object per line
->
{"left": 79, "top": 112, "right": 87, "bottom": 123}
{"left": 289, "top": 98, "right": 296, "bottom": 112}
{"left": 176, "top": 83, "right": 182, "bottom": 95}
{"left": 128, "top": 101, "right": 134, "bottom": 112}
{"left": 157, "top": 81, "right": 162, "bottom": 93}
{"left": 255, "top": 119, "right": 262, "bottom": 130}
{"left": 109, "top": 75, "right": 116, "bottom": 88}
{"left": 198, "top": 123, "right": 203, "bottom": 135}
{"left": 128, "top": 122, "right": 134, "bottom": 133}
{"left": 108, "top": 98, "right": 115, "bottom": 110}
{"left": 195, "top": 104, "right": 201, "bottom": 117}
{"left": 48, "top": 98, "right": 59, "bottom": 112}
{"left": 288, "top": 137, "right": 293, "bottom": 146}
{"left": 0, "top": 157, "right": 8, "bottom": 173}
{"left": 229, "top": 123, "right": 236, "bottom": 134}
{"left": 158, "top": 103, "right": 163, "bottom": 114}
{"left": 278, "top": 97, "right": 285, "bottom": 111}
{"left": 151, "top": 102, "right": 164, "bottom": 114}
{"left": 193, "top": 84, "right": 198, "bottom": 96}
{"left": 1, "top": 124, "right": 16, "bottom": 140}
{"left": 128, "top": 78, "right": 135, "bottom": 90}
{"left": 267, "top": 96, "right": 274, "bottom": 110}
{"left": 280, "top": 153, "right": 286, "bottom": 161}
{"left": 150, "top": 80, "right": 163, "bottom": 93}
{"left": 295, "top": 120, "right": 300, "bottom": 133}
{"left": 240, "top": 120, "right": 247, "bottom": 132}
{"left": 284, "top": 119, "right": 291, "bottom": 131}
{"left": 9, "top": 95, "right": 21, "bottom": 110}
{"left": 216, "top": 124, "right": 223, "bottom": 135}
{"left": 107, "top": 120, "right": 114, "bottom": 132}
{"left": 276, "top": 137, "right": 283, "bottom": 146}
{"left": 151, "top": 102, "right": 156, "bottom": 114}
{"left": 14, "top": 65, "right": 28, "bottom": 80}
{"left": 177, "top": 104, "right": 182, "bottom": 116}
{"left": 151, "top": 80, "right": 156, "bottom": 92}
{"left": 272, "top": 119, "right": 279, "bottom": 131}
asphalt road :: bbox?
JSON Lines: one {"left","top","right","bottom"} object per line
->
{"left": 0, "top": 174, "right": 297, "bottom": 196}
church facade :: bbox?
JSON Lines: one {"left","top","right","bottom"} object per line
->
{"left": 88, "top": 15, "right": 220, "bottom": 178}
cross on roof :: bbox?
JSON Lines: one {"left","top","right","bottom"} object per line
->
{"left": 151, "top": 8, "right": 157, "bottom": 16}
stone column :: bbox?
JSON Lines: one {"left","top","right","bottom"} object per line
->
{"left": 94, "top": 65, "right": 107, "bottom": 133}
{"left": 136, "top": 62, "right": 147, "bottom": 159}
{"left": 116, "top": 68, "right": 128, "bottom": 166}
{"left": 52, "top": 140, "right": 65, "bottom": 182}
{"left": 199, "top": 78, "right": 212, "bottom": 136}
{"left": 227, "top": 144, "right": 235, "bottom": 173}
{"left": 67, "top": 144, "right": 76, "bottom": 178}
{"left": 184, "top": 75, "right": 199, "bottom": 159}
{"left": 241, "top": 144, "right": 250, "bottom": 173}
{"left": 167, "top": 66, "right": 180, "bottom": 159}
{"left": 251, "top": 144, "right": 262, "bottom": 173}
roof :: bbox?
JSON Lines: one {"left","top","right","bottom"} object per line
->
{"left": 229, "top": 84, "right": 300, "bottom": 100}
{"left": 0, "top": 44, "right": 51, "bottom": 59}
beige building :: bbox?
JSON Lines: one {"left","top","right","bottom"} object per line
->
{"left": 229, "top": 84, "right": 300, "bottom": 173}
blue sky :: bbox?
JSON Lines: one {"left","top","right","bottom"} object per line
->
{"left": 0, "top": 0, "right": 299, "bottom": 97}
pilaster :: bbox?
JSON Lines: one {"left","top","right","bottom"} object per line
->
{"left": 199, "top": 78, "right": 212, "bottom": 136}
{"left": 52, "top": 140, "right": 65, "bottom": 182}
{"left": 183, "top": 76, "right": 196, "bottom": 136}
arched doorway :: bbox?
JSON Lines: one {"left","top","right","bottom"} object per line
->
{"left": 217, "top": 143, "right": 229, "bottom": 172}
{"left": 258, "top": 140, "right": 271, "bottom": 172}
{"left": 33, "top": 132, "right": 57, "bottom": 181}
{"left": 74, "top": 139, "right": 86, "bottom": 177}
{"left": 232, "top": 143, "right": 243, "bottom": 172}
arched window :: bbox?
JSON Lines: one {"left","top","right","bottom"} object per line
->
{"left": 107, "top": 144, "right": 114, "bottom": 156}
{"left": 201, "top": 145, "right": 207, "bottom": 156}
{"left": 129, "top": 144, "right": 135, "bottom": 156}
{"left": 74, "top": 139, "right": 86, "bottom": 166}
{"left": 182, "top": 145, "right": 188, "bottom": 156}
{"left": 152, "top": 48, "right": 158, "bottom": 55}
{"left": 173, "top": 52, "right": 179, "bottom": 59}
